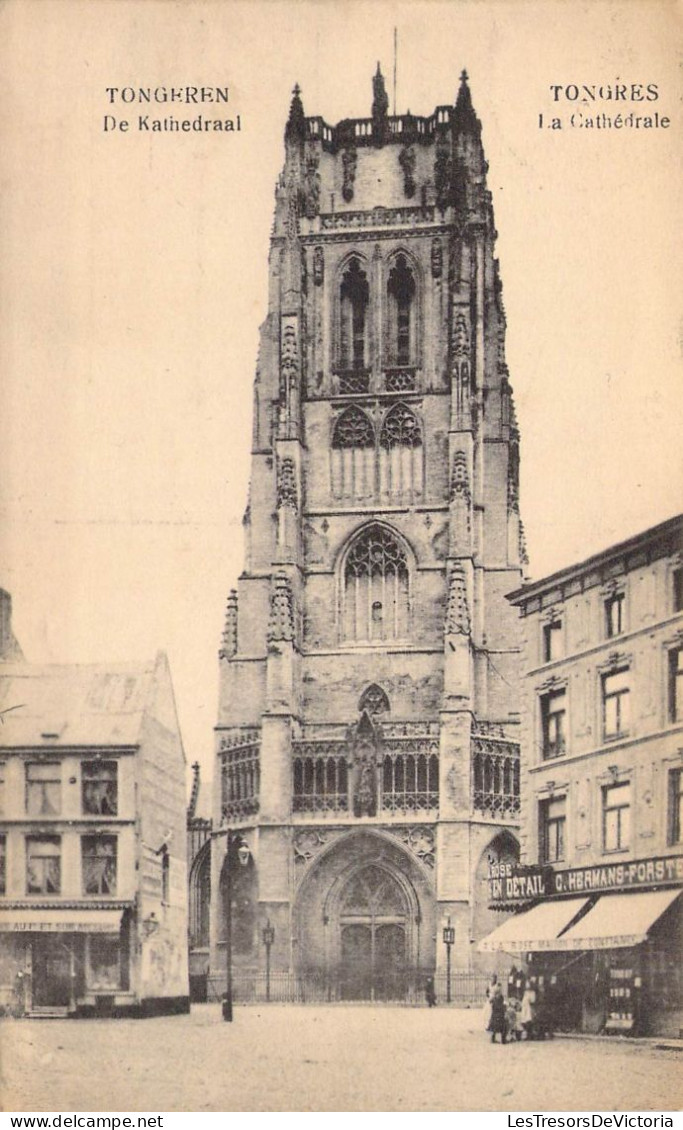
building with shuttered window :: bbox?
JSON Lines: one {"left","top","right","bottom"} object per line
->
{"left": 480, "top": 515, "right": 683, "bottom": 1036}
{"left": 0, "top": 651, "right": 189, "bottom": 1017}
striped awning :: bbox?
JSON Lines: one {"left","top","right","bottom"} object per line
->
{"left": 478, "top": 897, "right": 589, "bottom": 953}
{"left": 551, "top": 889, "right": 681, "bottom": 950}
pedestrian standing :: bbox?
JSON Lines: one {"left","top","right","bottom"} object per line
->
{"left": 520, "top": 985, "right": 536, "bottom": 1039}
{"left": 425, "top": 976, "right": 437, "bottom": 1007}
{"left": 489, "top": 984, "right": 507, "bottom": 1043}
{"left": 483, "top": 972, "right": 498, "bottom": 1029}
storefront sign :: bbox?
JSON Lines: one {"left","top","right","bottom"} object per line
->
{"left": 488, "top": 854, "right": 683, "bottom": 903}
{"left": 4, "top": 921, "right": 118, "bottom": 933}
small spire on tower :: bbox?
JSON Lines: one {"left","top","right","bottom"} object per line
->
{"left": 188, "top": 761, "right": 201, "bottom": 819}
{"left": 454, "top": 67, "right": 480, "bottom": 134}
{"left": 285, "top": 82, "right": 306, "bottom": 142}
{"left": 372, "top": 61, "right": 389, "bottom": 144}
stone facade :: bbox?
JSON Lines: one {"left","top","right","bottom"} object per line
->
{"left": 211, "top": 69, "right": 525, "bottom": 1000}
{"left": 506, "top": 514, "right": 683, "bottom": 1035}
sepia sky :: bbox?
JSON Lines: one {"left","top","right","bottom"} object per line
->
{"left": 1, "top": 0, "right": 681, "bottom": 782}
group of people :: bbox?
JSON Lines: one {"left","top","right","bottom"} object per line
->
{"left": 484, "top": 971, "right": 552, "bottom": 1043}
{"left": 422, "top": 966, "right": 555, "bottom": 1042}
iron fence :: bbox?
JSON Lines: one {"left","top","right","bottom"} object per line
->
{"left": 206, "top": 969, "right": 494, "bottom": 1007}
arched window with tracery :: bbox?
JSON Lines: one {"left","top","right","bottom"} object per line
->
{"left": 331, "top": 407, "right": 375, "bottom": 500}
{"left": 342, "top": 525, "right": 410, "bottom": 643}
{"left": 387, "top": 255, "right": 416, "bottom": 368}
{"left": 358, "top": 684, "right": 390, "bottom": 716}
{"left": 339, "top": 259, "right": 370, "bottom": 384}
{"left": 379, "top": 404, "right": 423, "bottom": 501}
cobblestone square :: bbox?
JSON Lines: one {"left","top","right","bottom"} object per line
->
{"left": 2, "top": 1005, "right": 680, "bottom": 1113}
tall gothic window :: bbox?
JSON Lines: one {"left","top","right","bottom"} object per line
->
{"left": 342, "top": 525, "right": 409, "bottom": 643}
{"left": 331, "top": 407, "right": 375, "bottom": 500}
{"left": 387, "top": 255, "right": 416, "bottom": 367}
{"left": 379, "top": 404, "right": 423, "bottom": 501}
{"left": 339, "top": 259, "right": 369, "bottom": 375}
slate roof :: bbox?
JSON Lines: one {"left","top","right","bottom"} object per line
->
{"left": 0, "top": 660, "right": 159, "bottom": 748}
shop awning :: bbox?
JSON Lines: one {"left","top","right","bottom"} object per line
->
{"left": 551, "top": 889, "right": 681, "bottom": 950}
{"left": 0, "top": 909, "right": 124, "bottom": 934}
{"left": 478, "top": 897, "right": 589, "bottom": 953}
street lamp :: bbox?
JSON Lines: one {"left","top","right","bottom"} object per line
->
{"left": 262, "top": 919, "right": 275, "bottom": 1002}
{"left": 442, "top": 918, "right": 455, "bottom": 1004}
{"left": 213, "top": 826, "right": 251, "bottom": 1022}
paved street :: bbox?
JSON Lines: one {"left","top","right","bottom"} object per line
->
{"left": 2, "top": 1004, "right": 680, "bottom": 1113}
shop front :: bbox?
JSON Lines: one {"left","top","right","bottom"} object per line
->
{"left": 0, "top": 907, "right": 133, "bottom": 1017}
{"left": 479, "top": 855, "right": 683, "bottom": 1037}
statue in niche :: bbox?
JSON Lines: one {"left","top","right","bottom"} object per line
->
{"left": 341, "top": 148, "right": 357, "bottom": 203}
{"left": 348, "top": 710, "right": 379, "bottom": 818}
{"left": 399, "top": 146, "right": 416, "bottom": 198}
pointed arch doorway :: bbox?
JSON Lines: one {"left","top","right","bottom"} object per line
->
{"left": 338, "top": 864, "right": 408, "bottom": 1001}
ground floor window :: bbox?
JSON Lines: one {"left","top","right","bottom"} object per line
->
{"left": 87, "top": 935, "right": 120, "bottom": 991}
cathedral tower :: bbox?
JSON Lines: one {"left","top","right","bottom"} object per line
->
{"left": 210, "top": 69, "right": 524, "bottom": 999}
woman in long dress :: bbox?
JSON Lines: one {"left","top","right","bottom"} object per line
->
{"left": 489, "top": 985, "right": 507, "bottom": 1043}
{"left": 483, "top": 973, "right": 499, "bottom": 1030}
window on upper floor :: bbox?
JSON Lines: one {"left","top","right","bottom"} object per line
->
{"left": 669, "top": 647, "right": 683, "bottom": 724}
{"left": 673, "top": 568, "right": 683, "bottom": 613}
{"left": 605, "top": 591, "right": 625, "bottom": 639}
{"left": 0, "top": 834, "right": 5, "bottom": 895}
{"left": 358, "top": 684, "right": 390, "bottom": 716}
{"left": 26, "top": 835, "right": 61, "bottom": 894}
{"left": 378, "top": 404, "right": 423, "bottom": 502}
{"left": 602, "top": 781, "right": 631, "bottom": 852}
{"left": 542, "top": 618, "right": 563, "bottom": 663}
{"left": 82, "top": 835, "right": 117, "bottom": 896}
{"left": 331, "top": 403, "right": 424, "bottom": 504}
{"left": 540, "top": 796, "right": 566, "bottom": 863}
{"left": 602, "top": 668, "right": 630, "bottom": 740}
{"left": 26, "top": 761, "right": 61, "bottom": 817}
{"left": 669, "top": 768, "right": 683, "bottom": 846}
{"left": 342, "top": 525, "right": 410, "bottom": 643}
{"left": 82, "top": 760, "right": 118, "bottom": 816}
{"left": 339, "top": 259, "right": 369, "bottom": 380}
{"left": 540, "top": 687, "right": 567, "bottom": 759}
{"left": 386, "top": 254, "right": 416, "bottom": 370}
{"left": 331, "top": 406, "right": 375, "bottom": 501}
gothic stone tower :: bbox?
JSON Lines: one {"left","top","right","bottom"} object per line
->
{"left": 211, "top": 68, "right": 524, "bottom": 1000}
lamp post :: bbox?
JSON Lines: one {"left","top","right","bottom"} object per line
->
{"left": 262, "top": 919, "right": 275, "bottom": 1002}
{"left": 214, "top": 827, "right": 251, "bottom": 1023}
{"left": 442, "top": 918, "right": 455, "bottom": 1004}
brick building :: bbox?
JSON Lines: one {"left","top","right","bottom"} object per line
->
{"left": 0, "top": 651, "right": 190, "bottom": 1017}
{"left": 210, "top": 68, "right": 526, "bottom": 1002}
{"left": 481, "top": 515, "right": 683, "bottom": 1035}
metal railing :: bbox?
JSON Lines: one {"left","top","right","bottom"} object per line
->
{"left": 206, "top": 969, "right": 494, "bottom": 1007}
